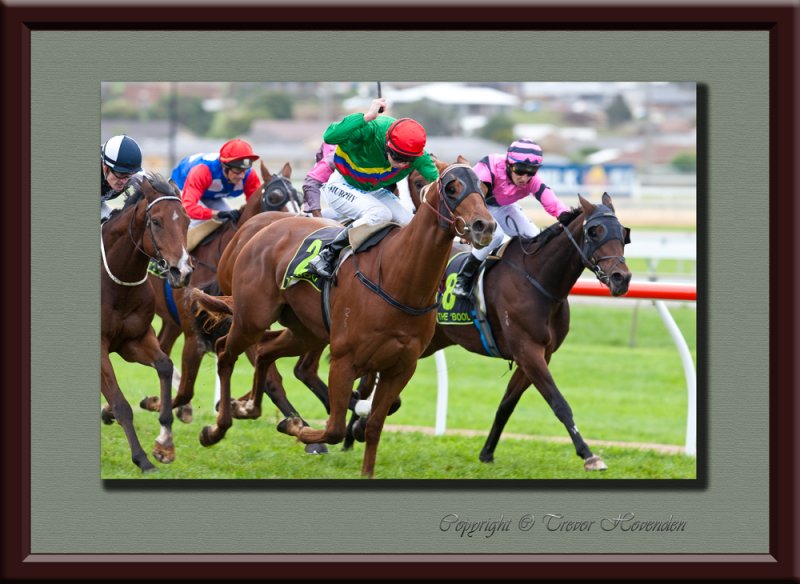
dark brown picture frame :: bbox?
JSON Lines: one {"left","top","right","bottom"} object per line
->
{"left": 2, "top": 2, "right": 796, "bottom": 580}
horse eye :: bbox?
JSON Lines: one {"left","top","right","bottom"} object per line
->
{"left": 588, "top": 226, "right": 600, "bottom": 238}
{"left": 267, "top": 190, "right": 284, "bottom": 205}
{"left": 444, "top": 181, "right": 458, "bottom": 196}
{"left": 414, "top": 180, "right": 425, "bottom": 190}
{"left": 152, "top": 218, "right": 162, "bottom": 228}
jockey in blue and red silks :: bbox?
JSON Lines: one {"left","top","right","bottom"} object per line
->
{"left": 452, "top": 138, "right": 571, "bottom": 297}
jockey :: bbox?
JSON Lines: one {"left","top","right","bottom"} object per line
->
{"left": 307, "top": 98, "right": 439, "bottom": 278}
{"left": 301, "top": 142, "right": 336, "bottom": 217}
{"left": 170, "top": 138, "right": 262, "bottom": 230}
{"left": 452, "top": 138, "right": 571, "bottom": 297}
{"left": 101, "top": 134, "right": 143, "bottom": 221}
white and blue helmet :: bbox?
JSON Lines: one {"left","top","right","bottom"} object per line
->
{"left": 101, "top": 135, "right": 143, "bottom": 174}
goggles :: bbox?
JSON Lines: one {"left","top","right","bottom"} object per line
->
{"left": 510, "top": 163, "right": 540, "bottom": 177}
{"left": 109, "top": 169, "right": 136, "bottom": 180}
{"left": 223, "top": 163, "right": 248, "bottom": 174}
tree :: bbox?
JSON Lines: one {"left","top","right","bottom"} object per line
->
{"left": 671, "top": 152, "right": 696, "bottom": 173}
{"left": 478, "top": 113, "right": 515, "bottom": 145}
{"left": 606, "top": 94, "right": 633, "bottom": 128}
{"left": 151, "top": 94, "right": 214, "bottom": 137}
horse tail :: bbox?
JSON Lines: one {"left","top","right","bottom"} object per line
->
{"left": 186, "top": 287, "right": 234, "bottom": 352}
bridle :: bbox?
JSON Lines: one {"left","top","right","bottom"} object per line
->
{"left": 506, "top": 205, "right": 630, "bottom": 302}
{"left": 261, "top": 174, "right": 301, "bottom": 213}
{"left": 101, "top": 195, "right": 182, "bottom": 286}
{"left": 561, "top": 205, "right": 631, "bottom": 286}
{"left": 421, "top": 164, "right": 485, "bottom": 237}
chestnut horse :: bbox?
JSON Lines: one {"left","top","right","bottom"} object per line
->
{"left": 189, "top": 161, "right": 496, "bottom": 477}
{"left": 140, "top": 162, "right": 302, "bottom": 422}
{"left": 100, "top": 172, "right": 192, "bottom": 472}
{"left": 350, "top": 191, "right": 632, "bottom": 471}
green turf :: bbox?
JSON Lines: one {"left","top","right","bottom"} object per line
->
{"left": 101, "top": 303, "right": 698, "bottom": 479}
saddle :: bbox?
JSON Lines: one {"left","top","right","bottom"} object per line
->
{"left": 186, "top": 220, "right": 224, "bottom": 252}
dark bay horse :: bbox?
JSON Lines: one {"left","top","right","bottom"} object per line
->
{"left": 140, "top": 162, "right": 301, "bottom": 422}
{"left": 189, "top": 161, "right": 496, "bottom": 477}
{"left": 352, "top": 191, "right": 632, "bottom": 471}
{"left": 101, "top": 172, "right": 192, "bottom": 472}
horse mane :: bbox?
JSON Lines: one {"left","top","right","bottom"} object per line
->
{"left": 518, "top": 206, "right": 582, "bottom": 249}
{"left": 119, "top": 171, "right": 173, "bottom": 211}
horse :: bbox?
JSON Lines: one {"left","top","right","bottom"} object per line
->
{"left": 100, "top": 172, "right": 193, "bottom": 472}
{"left": 349, "top": 190, "right": 632, "bottom": 471}
{"left": 139, "top": 161, "right": 302, "bottom": 423}
{"left": 188, "top": 160, "right": 496, "bottom": 477}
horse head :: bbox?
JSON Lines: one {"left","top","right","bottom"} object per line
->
{"left": 141, "top": 172, "right": 193, "bottom": 288}
{"left": 576, "top": 192, "right": 632, "bottom": 296}
{"left": 419, "top": 157, "right": 495, "bottom": 249}
{"left": 259, "top": 161, "right": 301, "bottom": 213}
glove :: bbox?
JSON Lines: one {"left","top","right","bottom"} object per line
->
{"left": 216, "top": 210, "right": 241, "bottom": 223}
{"left": 557, "top": 211, "right": 572, "bottom": 225}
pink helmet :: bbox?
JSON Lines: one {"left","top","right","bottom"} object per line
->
{"left": 506, "top": 139, "right": 543, "bottom": 166}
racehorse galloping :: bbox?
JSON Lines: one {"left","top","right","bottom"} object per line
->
{"left": 141, "top": 162, "right": 302, "bottom": 422}
{"left": 101, "top": 172, "right": 192, "bottom": 472}
{"left": 190, "top": 160, "right": 496, "bottom": 477}
{"left": 423, "top": 192, "right": 631, "bottom": 470}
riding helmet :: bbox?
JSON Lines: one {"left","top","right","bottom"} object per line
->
{"left": 219, "top": 139, "right": 259, "bottom": 169}
{"left": 101, "top": 134, "right": 143, "bottom": 174}
{"left": 386, "top": 118, "right": 427, "bottom": 158}
{"left": 506, "top": 138, "right": 544, "bottom": 166}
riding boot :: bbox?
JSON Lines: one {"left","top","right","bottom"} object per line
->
{"left": 307, "top": 226, "right": 352, "bottom": 278}
{"left": 453, "top": 254, "right": 483, "bottom": 297}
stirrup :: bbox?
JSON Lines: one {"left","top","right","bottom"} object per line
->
{"left": 308, "top": 254, "right": 334, "bottom": 278}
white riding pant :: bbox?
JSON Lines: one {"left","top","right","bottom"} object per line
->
{"left": 188, "top": 198, "right": 233, "bottom": 228}
{"left": 321, "top": 171, "right": 413, "bottom": 228}
{"left": 471, "top": 203, "right": 540, "bottom": 261}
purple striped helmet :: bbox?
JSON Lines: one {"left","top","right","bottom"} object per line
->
{"left": 506, "top": 139, "right": 544, "bottom": 166}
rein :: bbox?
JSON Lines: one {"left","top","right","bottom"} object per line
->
{"left": 504, "top": 207, "right": 628, "bottom": 301}
{"left": 101, "top": 195, "right": 182, "bottom": 286}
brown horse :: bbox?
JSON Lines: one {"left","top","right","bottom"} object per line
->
{"left": 101, "top": 172, "right": 192, "bottom": 472}
{"left": 350, "top": 191, "right": 632, "bottom": 471}
{"left": 189, "top": 160, "right": 496, "bottom": 477}
{"left": 140, "top": 162, "right": 301, "bottom": 422}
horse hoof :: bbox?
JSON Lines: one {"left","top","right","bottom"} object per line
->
{"left": 100, "top": 407, "right": 115, "bottom": 425}
{"left": 353, "top": 419, "right": 366, "bottom": 443}
{"left": 137, "top": 458, "right": 156, "bottom": 473}
{"left": 277, "top": 417, "right": 303, "bottom": 436}
{"left": 305, "top": 443, "right": 328, "bottom": 455}
{"left": 199, "top": 425, "right": 217, "bottom": 447}
{"left": 153, "top": 442, "right": 175, "bottom": 464}
{"left": 388, "top": 397, "right": 402, "bottom": 416}
{"left": 175, "top": 405, "right": 193, "bottom": 424}
{"left": 139, "top": 396, "right": 160, "bottom": 411}
{"left": 479, "top": 452, "right": 495, "bottom": 464}
{"left": 584, "top": 455, "right": 608, "bottom": 471}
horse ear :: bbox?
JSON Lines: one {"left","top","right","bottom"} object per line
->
{"left": 456, "top": 154, "right": 470, "bottom": 165}
{"left": 578, "top": 194, "right": 593, "bottom": 215}
{"left": 601, "top": 192, "right": 615, "bottom": 212}
{"left": 260, "top": 159, "right": 270, "bottom": 180}
{"left": 434, "top": 158, "right": 449, "bottom": 173}
{"left": 170, "top": 180, "right": 181, "bottom": 197}
{"left": 281, "top": 161, "right": 292, "bottom": 178}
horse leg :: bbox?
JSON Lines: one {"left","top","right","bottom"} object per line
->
{"left": 293, "top": 349, "right": 330, "bottom": 413}
{"left": 279, "top": 355, "right": 355, "bottom": 447}
{"left": 101, "top": 350, "right": 155, "bottom": 472}
{"left": 517, "top": 347, "right": 606, "bottom": 471}
{"left": 139, "top": 318, "right": 182, "bottom": 412}
{"left": 230, "top": 344, "right": 268, "bottom": 419}
{"left": 360, "top": 367, "right": 416, "bottom": 478}
{"left": 479, "top": 367, "right": 530, "bottom": 463}
{"left": 343, "top": 372, "right": 378, "bottom": 450}
{"left": 139, "top": 330, "right": 201, "bottom": 424}
{"left": 120, "top": 335, "right": 177, "bottom": 464}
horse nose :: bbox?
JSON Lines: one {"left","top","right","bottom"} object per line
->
{"left": 610, "top": 270, "right": 631, "bottom": 296}
{"left": 470, "top": 218, "right": 496, "bottom": 245}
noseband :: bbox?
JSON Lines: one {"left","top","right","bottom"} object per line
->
{"left": 422, "top": 164, "right": 485, "bottom": 236}
{"left": 101, "top": 195, "right": 183, "bottom": 286}
{"left": 562, "top": 205, "right": 630, "bottom": 286}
